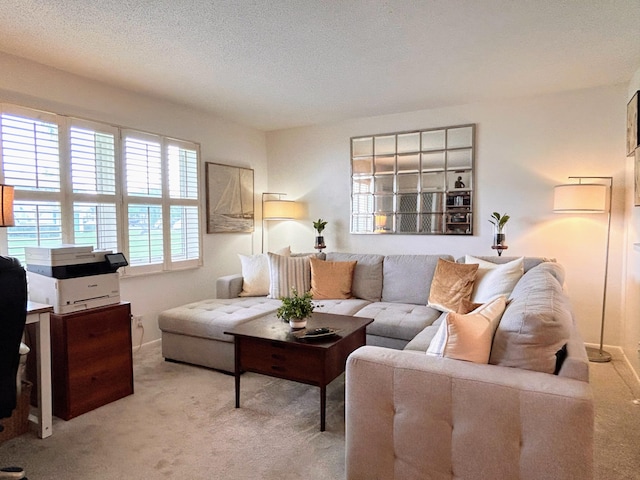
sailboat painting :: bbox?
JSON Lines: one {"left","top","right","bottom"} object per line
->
{"left": 206, "top": 163, "right": 254, "bottom": 233}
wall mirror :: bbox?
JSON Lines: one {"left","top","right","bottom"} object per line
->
{"left": 350, "top": 124, "right": 475, "bottom": 235}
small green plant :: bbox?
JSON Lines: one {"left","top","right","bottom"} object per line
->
{"left": 276, "top": 287, "right": 315, "bottom": 322}
{"left": 313, "top": 218, "right": 328, "bottom": 235}
{"left": 488, "top": 212, "right": 510, "bottom": 233}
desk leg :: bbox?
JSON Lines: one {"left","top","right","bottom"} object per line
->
{"left": 35, "top": 312, "right": 52, "bottom": 438}
{"left": 234, "top": 338, "right": 240, "bottom": 408}
{"left": 320, "top": 385, "right": 326, "bottom": 432}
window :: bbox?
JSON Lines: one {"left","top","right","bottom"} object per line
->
{"left": 0, "top": 104, "right": 201, "bottom": 274}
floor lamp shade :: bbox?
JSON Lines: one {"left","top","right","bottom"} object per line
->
{"left": 263, "top": 200, "right": 300, "bottom": 220}
{"left": 553, "top": 184, "right": 608, "bottom": 213}
{"left": 0, "top": 185, "right": 15, "bottom": 227}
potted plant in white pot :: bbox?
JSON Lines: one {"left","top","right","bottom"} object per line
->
{"left": 489, "top": 212, "right": 510, "bottom": 247}
{"left": 276, "top": 287, "right": 315, "bottom": 329}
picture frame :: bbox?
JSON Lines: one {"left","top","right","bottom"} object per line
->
{"left": 635, "top": 149, "right": 640, "bottom": 207}
{"left": 627, "top": 90, "right": 639, "bottom": 157}
{"left": 205, "top": 162, "right": 254, "bottom": 233}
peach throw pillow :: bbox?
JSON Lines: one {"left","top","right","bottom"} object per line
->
{"left": 310, "top": 257, "right": 357, "bottom": 300}
{"left": 427, "top": 258, "right": 479, "bottom": 312}
{"left": 427, "top": 296, "right": 507, "bottom": 364}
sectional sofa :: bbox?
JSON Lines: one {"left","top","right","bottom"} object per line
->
{"left": 158, "top": 252, "right": 593, "bottom": 479}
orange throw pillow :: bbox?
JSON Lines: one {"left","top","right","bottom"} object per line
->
{"left": 310, "top": 257, "right": 357, "bottom": 300}
{"left": 427, "top": 258, "right": 478, "bottom": 312}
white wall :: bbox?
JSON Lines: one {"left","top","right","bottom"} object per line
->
{"left": 266, "top": 85, "right": 628, "bottom": 352}
{"left": 0, "top": 52, "right": 267, "bottom": 345}
{"left": 623, "top": 66, "right": 640, "bottom": 377}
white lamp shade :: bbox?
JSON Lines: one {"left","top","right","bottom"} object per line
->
{"left": 0, "top": 184, "right": 15, "bottom": 227}
{"left": 553, "top": 184, "right": 608, "bottom": 213}
{"left": 263, "top": 200, "right": 300, "bottom": 220}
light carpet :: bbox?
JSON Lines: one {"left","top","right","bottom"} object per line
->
{"left": 0, "top": 341, "right": 639, "bottom": 479}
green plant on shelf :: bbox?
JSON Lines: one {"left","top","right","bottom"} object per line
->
{"left": 313, "top": 218, "right": 328, "bottom": 235}
{"left": 488, "top": 212, "right": 510, "bottom": 234}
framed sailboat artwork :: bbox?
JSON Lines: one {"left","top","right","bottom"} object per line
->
{"left": 206, "top": 162, "right": 254, "bottom": 233}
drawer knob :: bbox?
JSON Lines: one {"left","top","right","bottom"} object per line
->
{"left": 271, "top": 365, "right": 285, "bottom": 372}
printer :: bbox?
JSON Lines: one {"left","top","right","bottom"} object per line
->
{"left": 26, "top": 245, "right": 128, "bottom": 314}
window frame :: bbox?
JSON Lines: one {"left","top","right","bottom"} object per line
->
{"left": 0, "top": 103, "right": 203, "bottom": 275}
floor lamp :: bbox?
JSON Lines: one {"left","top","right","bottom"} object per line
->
{"left": 553, "top": 176, "right": 613, "bottom": 363}
{"left": 261, "top": 192, "right": 300, "bottom": 253}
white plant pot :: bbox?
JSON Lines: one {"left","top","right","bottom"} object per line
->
{"left": 289, "top": 318, "right": 307, "bottom": 329}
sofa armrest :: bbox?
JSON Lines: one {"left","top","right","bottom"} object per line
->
{"left": 216, "top": 274, "right": 243, "bottom": 299}
{"left": 346, "top": 346, "right": 593, "bottom": 480}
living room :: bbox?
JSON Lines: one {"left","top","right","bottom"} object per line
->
{"left": 0, "top": 2, "right": 639, "bottom": 479}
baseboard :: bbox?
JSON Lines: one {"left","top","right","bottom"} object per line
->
{"left": 584, "top": 342, "right": 640, "bottom": 385}
{"left": 132, "top": 337, "right": 161, "bottom": 352}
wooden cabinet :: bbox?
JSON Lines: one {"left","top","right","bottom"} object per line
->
{"left": 50, "top": 302, "right": 133, "bottom": 420}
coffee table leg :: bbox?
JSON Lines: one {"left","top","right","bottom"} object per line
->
{"left": 320, "top": 385, "right": 326, "bottom": 431}
{"left": 234, "top": 338, "right": 240, "bottom": 408}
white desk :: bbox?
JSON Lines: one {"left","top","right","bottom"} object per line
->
{"left": 25, "top": 301, "right": 53, "bottom": 439}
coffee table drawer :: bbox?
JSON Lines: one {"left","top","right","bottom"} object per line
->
{"left": 240, "top": 337, "right": 322, "bottom": 383}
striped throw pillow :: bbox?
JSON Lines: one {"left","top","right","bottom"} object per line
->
{"left": 267, "top": 253, "right": 311, "bottom": 299}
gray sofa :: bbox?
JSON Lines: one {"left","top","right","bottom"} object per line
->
{"left": 158, "top": 252, "right": 593, "bottom": 479}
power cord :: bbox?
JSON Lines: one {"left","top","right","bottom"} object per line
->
{"left": 135, "top": 325, "right": 144, "bottom": 353}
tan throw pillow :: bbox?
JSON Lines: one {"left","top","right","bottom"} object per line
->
{"left": 427, "top": 296, "right": 507, "bottom": 364}
{"left": 457, "top": 298, "right": 484, "bottom": 314}
{"left": 310, "top": 257, "right": 357, "bottom": 300}
{"left": 427, "top": 259, "right": 479, "bottom": 312}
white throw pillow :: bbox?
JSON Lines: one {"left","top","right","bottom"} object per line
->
{"left": 464, "top": 255, "right": 524, "bottom": 303}
{"left": 238, "top": 246, "right": 290, "bottom": 297}
{"left": 267, "top": 252, "right": 311, "bottom": 299}
{"left": 427, "top": 296, "right": 507, "bottom": 364}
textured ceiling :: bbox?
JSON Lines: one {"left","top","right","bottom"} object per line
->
{"left": 0, "top": 1, "right": 639, "bottom": 131}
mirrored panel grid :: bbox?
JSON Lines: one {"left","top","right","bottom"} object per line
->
{"left": 351, "top": 124, "right": 474, "bottom": 234}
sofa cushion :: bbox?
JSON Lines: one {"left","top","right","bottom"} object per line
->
{"left": 427, "top": 258, "right": 478, "bottom": 312}
{"left": 382, "top": 254, "right": 454, "bottom": 305}
{"left": 354, "top": 302, "right": 442, "bottom": 342}
{"left": 311, "top": 298, "right": 372, "bottom": 316}
{"left": 325, "top": 253, "right": 384, "bottom": 302}
{"left": 489, "top": 262, "right": 572, "bottom": 374}
{"left": 464, "top": 255, "right": 524, "bottom": 303}
{"left": 158, "top": 297, "right": 281, "bottom": 342}
{"left": 310, "top": 257, "right": 357, "bottom": 299}
{"left": 267, "top": 253, "right": 311, "bottom": 298}
{"left": 458, "top": 255, "right": 553, "bottom": 273}
{"left": 427, "top": 296, "right": 507, "bottom": 363}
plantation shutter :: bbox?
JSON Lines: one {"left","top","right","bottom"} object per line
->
{"left": 69, "top": 120, "right": 119, "bottom": 252}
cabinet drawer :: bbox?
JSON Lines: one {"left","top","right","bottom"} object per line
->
{"left": 65, "top": 356, "right": 133, "bottom": 419}
{"left": 240, "top": 338, "right": 323, "bottom": 383}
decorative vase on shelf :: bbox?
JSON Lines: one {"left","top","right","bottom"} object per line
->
{"left": 314, "top": 235, "right": 326, "bottom": 251}
{"left": 493, "top": 224, "right": 506, "bottom": 247}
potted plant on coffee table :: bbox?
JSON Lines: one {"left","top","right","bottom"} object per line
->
{"left": 276, "top": 287, "right": 315, "bottom": 329}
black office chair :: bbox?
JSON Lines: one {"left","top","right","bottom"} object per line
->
{"left": 0, "top": 256, "right": 28, "bottom": 480}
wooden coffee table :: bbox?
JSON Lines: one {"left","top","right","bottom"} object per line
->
{"left": 225, "top": 312, "right": 372, "bottom": 431}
